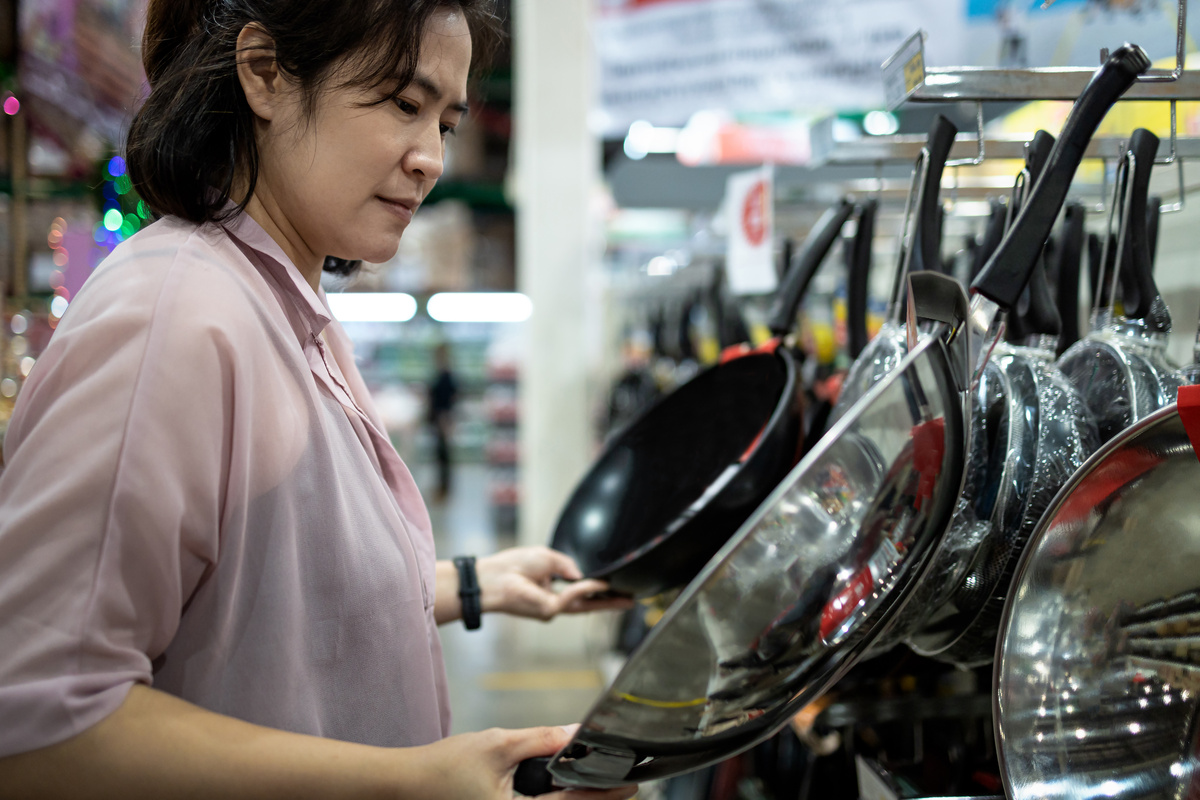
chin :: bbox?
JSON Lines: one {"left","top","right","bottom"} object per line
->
{"left": 334, "top": 238, "right": 402, "bottom": 267}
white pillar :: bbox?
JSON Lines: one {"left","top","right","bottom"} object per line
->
{"left": 512, "top": 0, "right": 604, "bottom": 658}
{"left": 513, "top": 0, "right": 598, "bottom": 549}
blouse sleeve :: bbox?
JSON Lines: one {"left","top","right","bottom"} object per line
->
{"left": 0, "top": 250, "right": 232, "bottom": 758}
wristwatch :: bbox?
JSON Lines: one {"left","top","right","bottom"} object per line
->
{"left": 453, "top": 555, "right": 482, "bottom": 630}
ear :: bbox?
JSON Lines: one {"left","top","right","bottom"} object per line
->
{"left": 235, "top": 23, "right": 286, "bottom": 122}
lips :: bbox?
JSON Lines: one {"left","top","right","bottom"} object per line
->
{"left": 377, "top": 196, "right": 418, "bottom": 223}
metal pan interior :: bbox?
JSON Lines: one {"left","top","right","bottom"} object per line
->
{"left": 996, "top": 405, "right": 1200, "bottom": 800}
{"left": 548, "top": 326, "right": 968, "bottom": 788}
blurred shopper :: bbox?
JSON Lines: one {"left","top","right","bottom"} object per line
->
{"left": 429, "top": 342, "right": 459, "bottom": 502}
{"left": 0, "top": 1, "right": 633, "bottom": 798}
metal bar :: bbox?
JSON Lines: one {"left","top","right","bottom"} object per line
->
{"left": 909, "top": 66, "right": 1200, "bottom": 102}
{"left": 813, "top": 134, "right": 1200, "bottom": 167}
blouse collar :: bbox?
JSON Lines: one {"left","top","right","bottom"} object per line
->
{"left": 218, "top": 206, "right": 333, "bottom": 338}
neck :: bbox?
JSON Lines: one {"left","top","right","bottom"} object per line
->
{"left": 235, "top": 186, "right": 325, "bottom": 293}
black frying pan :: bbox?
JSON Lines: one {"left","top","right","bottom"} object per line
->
{"left": 550, "top": 201, "right": 855, "bottom": 597}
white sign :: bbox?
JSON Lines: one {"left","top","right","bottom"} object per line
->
{"left": 725, "top": 165, "right": 776, "bottom": 296}
{"left": 592, "top": 0, "right": 965, "bottom": 137}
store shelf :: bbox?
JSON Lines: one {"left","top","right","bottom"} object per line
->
{"left": 882, "top": 23, "right": 1198, "bottom": 109}
{"left": 810, "top": 125, "right": 1200, "bottom": 168}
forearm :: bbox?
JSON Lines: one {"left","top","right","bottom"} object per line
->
{"left": 0, "top": 684, "right": 412, "bottom": 800}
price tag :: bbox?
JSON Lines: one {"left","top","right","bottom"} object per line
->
{"left": 882, "top": 30, "right": 926, "bottom": 110}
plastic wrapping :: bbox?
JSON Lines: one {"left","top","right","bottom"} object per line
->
{"left": 829, "top": 321, "right": 906, "bottom": 423}
{"left": 865, "top": 361, "right": 996, "bottom": 653}
{"left": 1057, "top": 320, "right": 1179, "bottom": 444}
{"left": 906, "top": 343, "right": 1099, "bottom": 665}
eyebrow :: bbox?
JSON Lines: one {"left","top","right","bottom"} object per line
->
{"left": 412, "top": 74, "right": 469, "bottom": 115}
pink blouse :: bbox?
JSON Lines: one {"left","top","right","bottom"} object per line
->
{"left": 0, "top": 211, "right": 450, "bottom": 757}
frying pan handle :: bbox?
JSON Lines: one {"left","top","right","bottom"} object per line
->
{"left": 910, "top": 114, "right": 958, "bottom": 275}
{"left": 1005, "top": 130, "right": 1060, "bottom": 341}
{"left": 1007, "top": 259, "right": 1061, "bottom": 339}
{"left": 1123, "top": 128, "right": 1161, "bottom": 322}
{"left": 972, "top": 44, "right": 1151, "bottom": 309}
{"left": 970, "top": 199, "right": 1007, "bottom": 282}
{"left": 1055, "top": 203, "right": 1086, "bottom": 354}
{"left": 767, "top": 199, "right": 855, "bottom": 335}
{"left": 513, "top": 757, "right": 556, "bottom": 796}
{"left": 1025, "top": 129, "right": 1056, "bottom": 191}
{"left": 847, "top": 199, "right": 878, "bottom": 359}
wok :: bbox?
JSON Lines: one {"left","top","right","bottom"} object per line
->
{"left": 513, "top": 43, "right": 1151, "bottom": 796}
{"left": 549, "top": 200, "right": 854, "bottom": 597}
{"left": 995, "top": 395, "right": 1200, "bottom": 800}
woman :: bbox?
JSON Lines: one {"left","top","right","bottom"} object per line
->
{"left": 0, "top": 1, "right": 634, "bottom": 796}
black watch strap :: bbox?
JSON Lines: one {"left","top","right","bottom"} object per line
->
{"left": 453, "top": 555, "right": 482, "bottom": 630}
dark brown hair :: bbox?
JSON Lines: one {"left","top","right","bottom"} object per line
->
{"left": 126, "top": 0, "right": 501, "bottom": 275}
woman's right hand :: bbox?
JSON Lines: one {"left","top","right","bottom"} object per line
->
{"left": 405, "top": 726, "right": 636, "bottom": 800}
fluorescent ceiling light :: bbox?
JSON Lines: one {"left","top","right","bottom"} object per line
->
{"left": 326, "top": 292, "right": 417, "bottom": 323}
{"left": 624, "top": 119, "right": 682, "bottom": 160}
{"left": 427, "top": 292, "right": 532, "bottom": 323}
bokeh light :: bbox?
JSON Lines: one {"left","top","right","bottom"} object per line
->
{"left": 52, "top": 250, "right": 68, "bottom": 267}
{"left": 2, "top": 96, "right": 18, "bottom": 116}
{"left": 1, "top": 379, "right": 18, "bottom": 398}
{"left": 104, "top": 209, "right": 123, "bottom": 231}
{"left": 107, "top": 156, "right": 127, "bottom": 177}
{"left": 49, "top": 296, "right": 69, "bottom": 319}
{"left": 10, "top": 336, "right": 27, "bottom": 357}
{"left": 10, "top": 314, "right": 28, "bottom": 336}
{"left": 19, "top": 357, "right": 35, "bottom": 378}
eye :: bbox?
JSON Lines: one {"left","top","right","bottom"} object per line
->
{"left": 393, "top": 98, "right": 418, "bottom": 115}
{"left": 440, "top": 123, "right": 457, "bottom": 138}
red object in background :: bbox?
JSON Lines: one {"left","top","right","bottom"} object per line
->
{"left": 911, "top": 418, "right": 946, "bottom": 511}
{"left": 820, "top": 566, "right": 874, "bottom": 642}
{"left": 1178, "top": 385, "right": 1200, "bottom": 462}
{"left": 742, "top": 180, "right": 767, "bottom": 247}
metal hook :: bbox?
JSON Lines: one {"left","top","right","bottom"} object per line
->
{"left": 947, "top": 102, "right": 986, "bottom": 167}
{"left": 1137, "top": 0, "right": 1187, "bottom": 83}
{"left": 889, "top": 147, "right": 931, "bottom": 321}
{"left": 1096, "top": 149, "right": 1136, "bottom": 327}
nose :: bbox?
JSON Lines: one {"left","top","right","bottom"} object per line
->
{"left": 404, "top": 121, "right": 446, "bottom": 183}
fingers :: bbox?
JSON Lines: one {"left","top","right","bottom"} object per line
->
{"left": 554, "top": 580, "right": 634, "bottom": 615}
{"left": 501, "top": 726, "right": 573, "bottom": 764}
{"left": 530, "top": 547, "right": 583, "bottom": 581}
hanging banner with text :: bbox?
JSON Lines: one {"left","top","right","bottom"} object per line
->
{"left": 725, "top": 165, "right": 776, "bottom": 296}
{"left": 591, "top": 0, "right": 965, "bottom": 137}
{"left": 592, "top": 0, "right": 1196, "bottom": 139}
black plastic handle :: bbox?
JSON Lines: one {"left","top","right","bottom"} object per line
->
{"left": 1007, "top": 259, "right": 1061, "bottom": 340}
{"left": 847, "top": 199, "right": 878, "bottom": 359}
{"left": 1123, "top": 128, "right": 1160, "bottom": 321}
{"left": 767, "top": 199, "right": 855, "bottom": 335}
{"left": 1026, "top": 129, "right": 1056, "bottom": 187}
{"left": 1055, "top": 203, "right": 1086, "bottom": 355}
{"left": 971, "top": 199, "right": 1008, "bottom": 282}
{"left": 972, "top": 44, "right": 1151, "bottom": 308}
{"left": 513, "top": 757, "right": 556, "bottom": 796}
{"left": 909, "top": 114, "right": 959, "bottom": 275}
{"left": 1006, "top": 130, "right": 1060, "bottom": 341}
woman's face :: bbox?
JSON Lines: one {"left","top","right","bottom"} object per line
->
{"left": 252, "top": 9, "right": 472, "bottom": 270}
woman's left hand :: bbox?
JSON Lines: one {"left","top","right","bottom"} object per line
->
{"left": 476, "top": 547, "right": 635, "bottom": 621}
